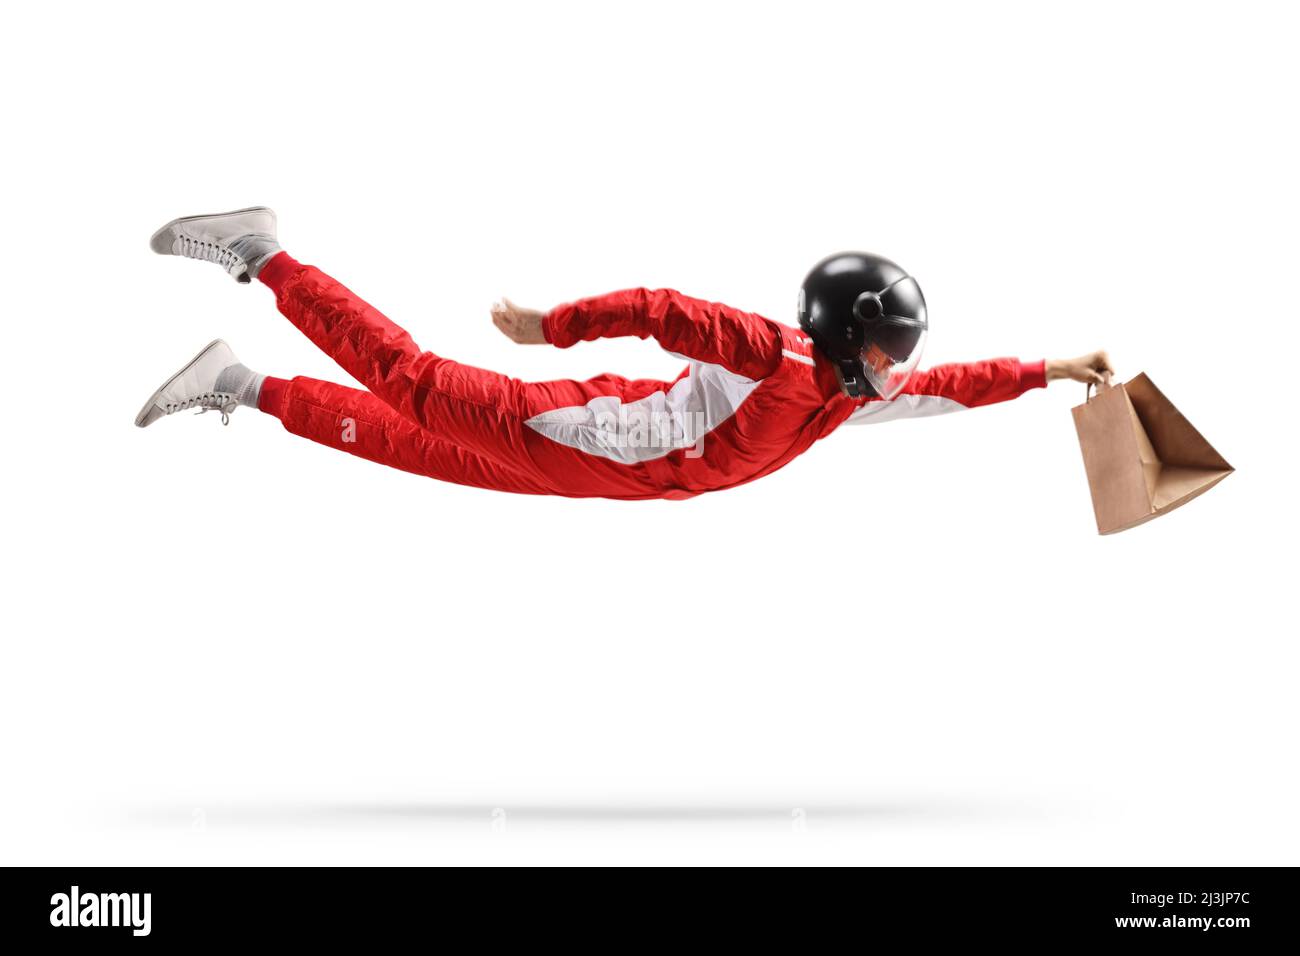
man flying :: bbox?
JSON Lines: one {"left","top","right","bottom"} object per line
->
{"left": 136, "top": 207, "right": 1112, "bottom": 500}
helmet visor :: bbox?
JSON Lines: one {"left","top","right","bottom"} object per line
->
{"left": 860, "top": 321, "right": 926, "bottom": 400}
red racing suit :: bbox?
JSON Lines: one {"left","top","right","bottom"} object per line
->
{"left": 258, "top": 253, "right": 1047, "bottom": 499}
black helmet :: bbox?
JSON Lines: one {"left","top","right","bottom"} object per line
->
{"left": 798, "top": 252, "right": 928, "bottom": 399}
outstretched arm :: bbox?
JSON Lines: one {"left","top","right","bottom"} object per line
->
{"left": 491, "top": 288, "right": 783, "bottom": 381}
{"left": 845, "top": 350, "right": 1113, "bottom": 425}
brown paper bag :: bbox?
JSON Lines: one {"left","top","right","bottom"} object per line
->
{"left": 1071, "top": 373, "right": 1233, "bottom": 534}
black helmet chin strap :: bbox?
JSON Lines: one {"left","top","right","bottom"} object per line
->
{"left": 833, "top": 359, "right": 876, "bottom": 399}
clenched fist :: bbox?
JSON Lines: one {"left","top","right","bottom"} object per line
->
{"left": 1047, "top": 350, "right": 1114, "bottom": 387}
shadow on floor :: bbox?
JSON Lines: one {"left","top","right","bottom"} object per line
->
{"left": 123, "top": 797, "right": 1037, "bottom": 829}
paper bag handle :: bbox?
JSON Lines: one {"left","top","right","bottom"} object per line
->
{"left": 1085, "top": 379, "right": 1115, "bottom": 402}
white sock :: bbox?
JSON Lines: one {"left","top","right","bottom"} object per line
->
{"left": 214, "top": 363, "right": 265, "bottom": 409}
{"left": 228, "top": 235, "right": 282, "bottom": 279}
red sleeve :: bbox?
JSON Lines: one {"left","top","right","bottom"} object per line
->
{"left": 899, "top": 358, "right": 1046, "bottom": 407}
{"left": 543, "top": 287, "right": 783, "bottom": 381}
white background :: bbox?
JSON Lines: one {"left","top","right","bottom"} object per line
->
{"left": 2, "top": 0, "right": 1296, "bottom": 865}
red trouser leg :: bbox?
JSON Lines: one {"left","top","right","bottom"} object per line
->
{"left": 260, "top": 253, "right": 557, "bottom": 469}
{"left": 273, "top": 376, "right": 553, "bottom": 495}
{"left": 257, "top": 253, "right": 681, "bottom": 499}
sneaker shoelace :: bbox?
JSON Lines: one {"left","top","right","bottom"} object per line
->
{"left": 173, "top": 235, "right": 244, "bottom": 276}
{"left": 163, "top": 392, "right": 238, "bottom": 425}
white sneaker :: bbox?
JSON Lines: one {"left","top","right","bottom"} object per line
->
{"left": 134, "top": 339, "right": 262, "bottom": 428}
{"left": 149, "top": 206, "right": 280, "bottom": 283}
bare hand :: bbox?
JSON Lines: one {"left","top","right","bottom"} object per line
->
{"left": 490, "top": 298, "right": 547, "bottom": 344}
{"left": 1046, "top": 350, "right": 1114, "bottom": 387}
